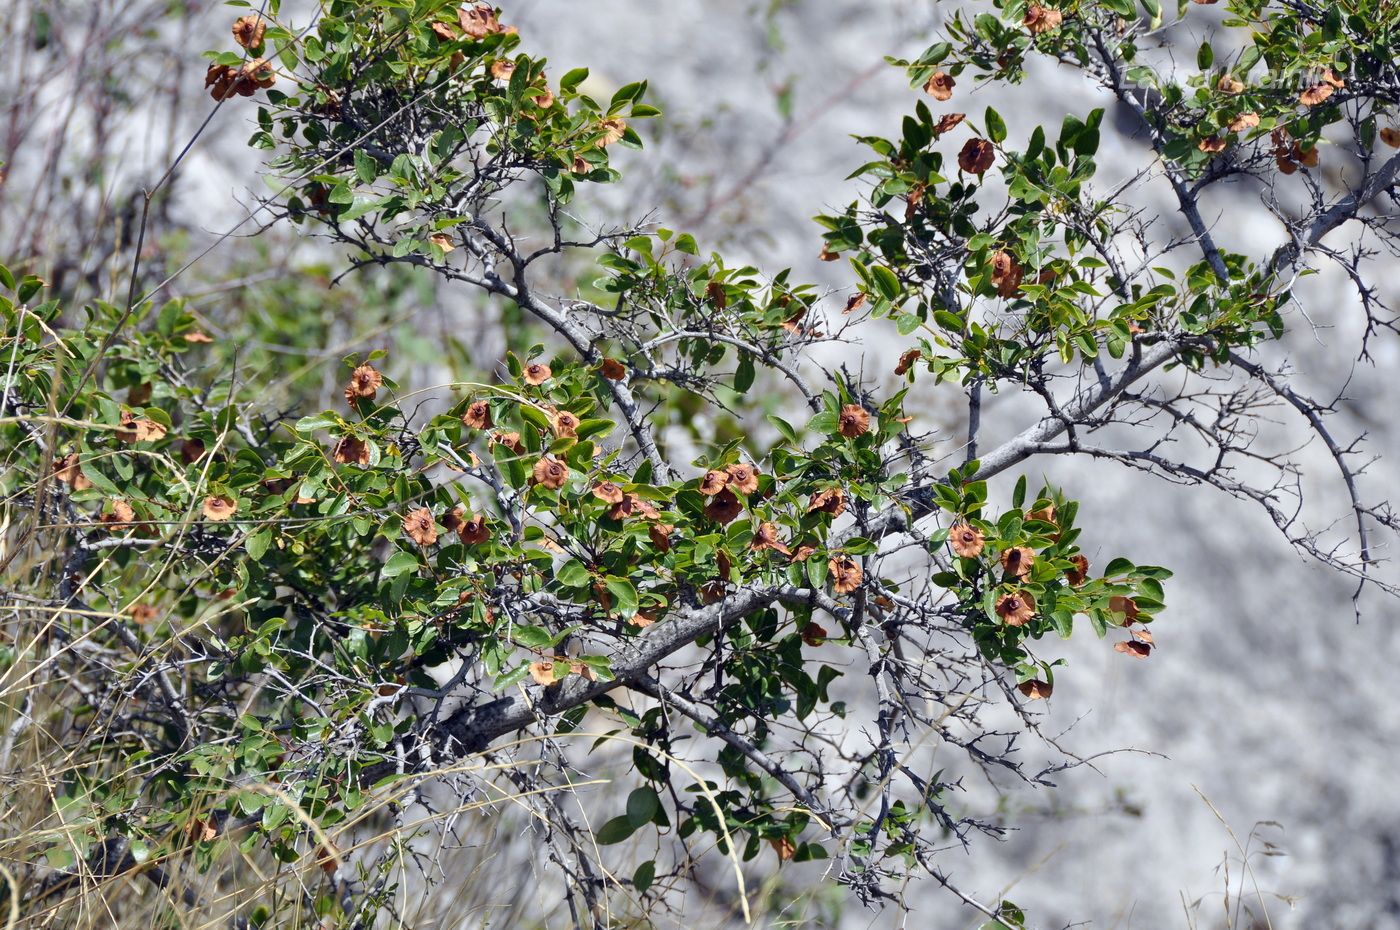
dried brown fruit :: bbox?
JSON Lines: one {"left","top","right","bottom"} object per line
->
{"left": 1299, "top": 83, "right": 1334, "bottom": 107}
{"left": 244, "top": 58, "right": 276, "bottom": 89}
{"left": 1228, "top": 112, "right": 1260, "bottom": 133}
{"left": 187, "top": 816, "right": 218, "bottom": 843}
{"left": 599, "top": 357, "right": 627, "bottom": 380}
{"left": 1114, "top": 639, "right": 1152, "bottom": 658}
{"left": 895, "top": 348, "right": 922, "bottom": 376}
{"left": 1217, "top": 74, "right": 1245, "bottom": 95}
{"left": 996, "top": 590, "right": 1036, "bottom": 626}
{"left": 750, "top": 522, "right": 791, "bottom": 556}
{"left": 344, "top": 364, "right": 382, "bottom": 403}
{"left": 838, "top": 404, "right": 871, "bottom": 438}
{"left": 462, "top": 399, "right": 493, "bottom": 430}
{"left": 442, "top": 504, "right": 468, "bottom": 534}
{"left": 1000, "top": 546, "right": 1035, "bottom": 581}
{"left": 176, "top": 438, "right": 205, "bottom": 466}
{"left": 552, "top": 410, "right": 580, "bottom": 438}
{"left": 205, "top": 63, "right": 235, "bottom": 100}
{"left": 1198, "top": 135, "right": 1227, "bottom": 154}
{"left": 958, "top": 138, "right": 995, "bottom": 175}
{"left": 232, "top": 14, "right": 266, "bottom": 49}
{"left": 102, "top": 499, "right": 137, "bottom": 529}
{"left": 524, "top": 362, "right": 552, "bottom": 385}
{"left": 1066, "top": 554, "right": 1089, "bottom": 586}
{"left": 934, "top": 112, "right": 966, "bottom": 135}
{"left": 205, "top": 58, "right": 275, "bottom": 100}
{"left": 808, "top": 487, "right": 847, "bottom": 517}
{"left": 1109, "top": 595, "right": 1139, "bottom": 624}
{"left": 607, "top": 490, "right": 641, "bottom": 518}
{"left": 924, "top": 71, "right": 956, "bottom": 101}
{"left": 333, "top": 436, "right": 371, "bottom": 466}
{"left": 403, "top": 508, "right": 438, "bottom": 546}
{"left": 591, "top": 481, "right": 625, "bottom": 505}
{"left": 780, "top": 305, "right": 808, "bottom": 334}
{"left": 529, "top": 661, "right": 557, "bottom": 685}
{"left": 489, "top": 431, "right": 523, "bottom": 453}
{"left": 598, "top": 118, "right": 627, "bottom": 147}
{"left": 705, "top": 488, "right": 743, "bottom": 524}
{"left": 1018, "top": 679, "right": 1053, "bottom": 700}
{"left": 531, "top": 457, "right": 569, "bottom": 490}
{"left": 459, "top": 3, "right": 504, "bottom": 37}
{"left": 949, "top": 523, "right": 985, "bottom": 558}
{"left": 725, "top": 463, "right": 759, "bottom": 494}
{"left": 829, "top": 556, "right": 863, "bottom": 595}
{"left": 648, "top": 523, "right": 673, "bottom": 553}
{"left": 990, "top": 250, "right": 1023, "bottom": 297}
{"left": 202, "top": 495, "right": 238, "bottom": 522}
{"left": 54, "top": 453, "right": 93, "bottom": 491}
{"left": 699, "top": 469, "right": 730, "bottom": 496}
{"left": 119, "top": 410, "right": 167, "bottom": 443}
{"left": 1023, "top": 4, "right": 1063, "bottom": 33}
{"left": 458, "top": 513, "right": 490, "bottom": 545}
{"left": 130, "top": 603, "right": 159, "bottom": 625}
{"left": 431, "top": 21, "right": 458, "bottom": 41}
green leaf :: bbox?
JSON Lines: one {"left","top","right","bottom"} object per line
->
{"left": 246, "top": 530, "right": 271, "bottom": 562}
{"left": 353, "top": 149, "right": 377, "bottom": 184}
{"left": 605, "top": 577, "right": 639, "bottom": 614}
{"left": 985, "top": 106, "right": 1007, "bottom": 144}
{"left": 295, "top": 413, "right": 339, "bottom": 434}
{"left": 512, "top": 625, "right": 554, "bottom": 650}
{"left": 595, "top": 815, "right": 637, "bottom": 845}
{"left": 767, "top": 414, "right": 799, "bottom": 445}
{"left": 381, "top": 550, "right": 420, "bottom": 579}
{"left": 633, "top": 859, "right": 656, "bottom": 893}
{"left": 626, "top": 787, "right": 660, "bottom": 827}
{"left": 520, "top": 405, "right": 553, "bottom": 433}
{"left": 1104, "top": 557, "right": 1135, "bottom": 577}
{"left": 557, "top": 559, "right": 591, "bottom": 587}
{"left": 560, "top": 67, "right": 590, "bottom": 93}
{"left": 871, "top": 265, "right": 901, "bottom": 301}
{"left": 734, "top": 354, "right": 755, "bottom": 392}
